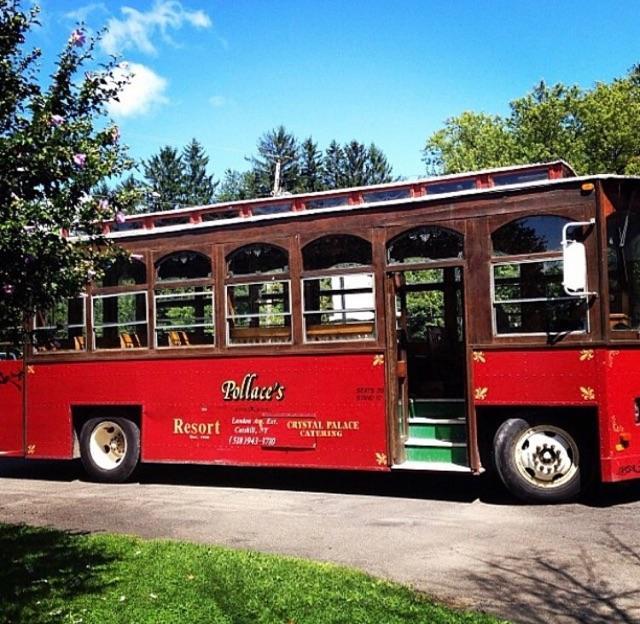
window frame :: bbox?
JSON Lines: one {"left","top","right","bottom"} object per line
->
{"left": 225, "top": 278, "right": 293, "bottom": 347}
{"left": 302, "top": 272, "right": 377, "bottom": 344}
{"left": 153, "top": 285, "right": 215, "bottom": 349}
{"left": 490, "top": 256, "right": 590, "bottom": 337}
{"left": 91, "top": 289, "right": 149, "bottom": 351}
{"left": 33, "top": 295, "right": 88, "bottom": 354}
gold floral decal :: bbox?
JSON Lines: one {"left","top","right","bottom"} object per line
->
{"left": 474, "top": 387, "right": 488, "bottom": 401}
{"left": 375, "top": 452, "right": 387, "bottom": 466}
{"left": 373, "top": 354, "right": 384, "bottom": 366}
{"left": 472, "top": 351, "right": 486, "bottom": 364}
{"left": 580, "top": 386, "right": 596, "bottom": 401}
{"left": 26, "top": 445, "right": 36, "bottom": 455}
{"left": 579, "top": 349, "right": 594, "bottom": 362}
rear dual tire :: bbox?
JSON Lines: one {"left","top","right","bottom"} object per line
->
{"left": 79, "top": 417, "right": 140, "bottom": 483}
{"left": 493, "top": 417, "right": 585, "bottom": 504}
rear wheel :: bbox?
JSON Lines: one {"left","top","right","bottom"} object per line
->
{"left": 493, "top": 417, "right": 584, "bottom": 503}
{"left": 80, "top": 417, "right": 140, "bottom": 483}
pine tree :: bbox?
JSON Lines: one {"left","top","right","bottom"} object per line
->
{"left": 248, "top": 126, "right": 300, "bottom": 196}
{"left": 143, "top": 146, "right": 185, "bottom": 210}
{"left": 297, "top": 137, "right": 325, "bottom": 192}
{"left": 182, "top": 138, "right": 216, "bottom": 205}
{"left": 323, "top": 140, "right": 345, "bottom": 189}
{"left": 366, "top": 143, "right": 394, "bottom": 184}
{"left": 342, "top": 140, "right": 369, "bottom": 187}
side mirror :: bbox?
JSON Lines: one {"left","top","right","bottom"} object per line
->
{"left": 563, "top": 240, "right": 588, "bottom": 295}
{"left": 561, "top": 219, "right": 596, "bottom": 297}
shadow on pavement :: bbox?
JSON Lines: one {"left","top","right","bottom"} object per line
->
{"left": 465, "top": 528, "right": 640, "bottom": 624}
{"left": 2, "top": 458, "right": 640, "bottom": 507}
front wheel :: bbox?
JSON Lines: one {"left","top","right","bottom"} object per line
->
{"left": 493, "top": 417, "right": 585, "bottom": 503}
{"left": 80, "top": 417, "right": 140, "bottom": 483}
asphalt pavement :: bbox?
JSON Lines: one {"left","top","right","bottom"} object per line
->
{"left": 1, "top": 459, "right": 639, "bottom": 624}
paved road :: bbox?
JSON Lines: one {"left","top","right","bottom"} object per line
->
{"left": 1, "top": 459, "right": 639, "bottom": 624}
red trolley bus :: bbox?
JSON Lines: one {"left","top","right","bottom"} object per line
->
{"left": 2, "top": 160, "right": 640, "bottom": 503}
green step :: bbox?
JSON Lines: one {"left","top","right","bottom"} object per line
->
{"left": 405, "top": 445, "right": 468, "bottom": 464}
{"left": 408, "top": 422, "right": 467, "bottom": 443}
{"left": 409, "top": 399, "right": 465, "bottom": 419}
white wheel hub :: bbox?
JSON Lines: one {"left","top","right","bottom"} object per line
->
{"left": 89, "top": 421, "right": 127, "bottom": 470}
{"left": 514, "top": 425, "right": 579, "bottom": 489}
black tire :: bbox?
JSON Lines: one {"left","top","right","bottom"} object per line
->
{"left": 79, "top": 417, "right": 140, "bottom": 483}
{"left": 493, "top": 417, "right": 584, "bottom": 504}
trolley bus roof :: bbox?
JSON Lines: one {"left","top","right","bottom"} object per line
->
{"left": 103, "top": 161, "right": 636, "bottom": 241}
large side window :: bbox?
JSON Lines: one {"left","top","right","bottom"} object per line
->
{"left": 302, "top": 235, "right": 375, "bottom": 342}
{"left": 154, "top": 251, "right": 214, "bottom": 348}
{"left": 491, "top": 215, "right": 587, "bottom": 335}
{"left": 607, "top": 211, "right": 640, "bottom": 332}
{"left": 34, "top": 297, "right": 86, "bottom": 353}
{"left": 92, "top": 257, "right": 148, "bottom": 350}
{"left": 226, "top": 243, "right": 291, "bottom": 345}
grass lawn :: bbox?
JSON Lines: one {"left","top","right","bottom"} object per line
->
{"left": 0, "top": 523, "right": 507, "bottom": 624}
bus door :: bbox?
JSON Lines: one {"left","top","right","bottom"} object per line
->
{"left": 0, "top": 351, "right": 25, "bottom": 457}
{"left": 387, "top": 266, "right": 468, "bottom": 468}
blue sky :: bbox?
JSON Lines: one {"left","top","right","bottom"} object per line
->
{"left": 33, "top": 1, "right": 640, "bottom": 181}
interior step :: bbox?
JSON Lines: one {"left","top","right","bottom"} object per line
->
{"left": 408, "top": 419, "right": 467, "bottom": 443}
{"left": 392, "top": 460, "right": 472, "bottom": 472}
{"left": 404, "top": 438, "right": 468, "bottom": 463}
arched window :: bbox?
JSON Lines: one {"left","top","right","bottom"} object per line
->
{"left": 225, "top": 243, "right": 291, "bottom": 345}
{"left": 227, "top": 243, "right": 288, "bottom": 277}
{"left": 303, "top": 235, "right": 371, "bottom": 271}
{"left": 156, "top": 251, "right": 211, "bottom": 282}
{"left": 491, "top": 215, "right": 587, "bottom": 336}
{"left": 93, "top": 256, "right": 148, "bottom": 350}
{"left": 154, "top": 251, "right": 214, "bottom": 349}
{"left": 492, "top": 215, "right": 570, "bottom": 256}
{"left": 98, "top": 256, "right": 146, "bottom": 287}
{"left": 301, "top": 235, "right": 375, "bottom": 342}
{"left": 387, "top": 226, "right": 463, "bottom": 265}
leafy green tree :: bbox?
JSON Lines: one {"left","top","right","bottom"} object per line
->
{"left": 182, "top": 138, "right": 216, "bottom": 205}
{"left": 0, "top": 1, "right": 131, "bottom": 338}
{"left": 424, "top": 112, "right": 517, "bottom": 175}
{"left": 424, "top": 68, "right": 640, "bottom": 175}
{"left": 216, "top": 169, "right": 260, "bottom": 202}
{"left": 143, "top": 146, "right": 185, "bottom": 210}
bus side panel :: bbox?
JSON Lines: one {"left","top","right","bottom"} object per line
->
{"left": 598, "top": 349, "right": 640, "bottom": 483}
{"left": 0, "top": 361, "right": 24, "bottom": 456}
{"left": 472, "top": 348, "right": 640, "bottom": 484}
{"left": 25, "top": 354, "right": 389, "bottom": 470}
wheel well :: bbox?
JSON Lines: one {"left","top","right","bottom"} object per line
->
{"left": 476, "top": 406, "right": 599, "bottom": 472}
{"left": 72, "top": 405, "right": 142, "bottom": 458}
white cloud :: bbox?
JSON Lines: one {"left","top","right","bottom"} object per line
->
{"left": 208, "top": 95, "right": 226, "bottom": 108}
{"left": 65, "top": 3, "right": 108, "bottom": 23}
{"left": 107, "top": 63, "right": 168, "bottom": 117}
{"left": 101, "top": 1, "right": 212, "bottom": 56}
